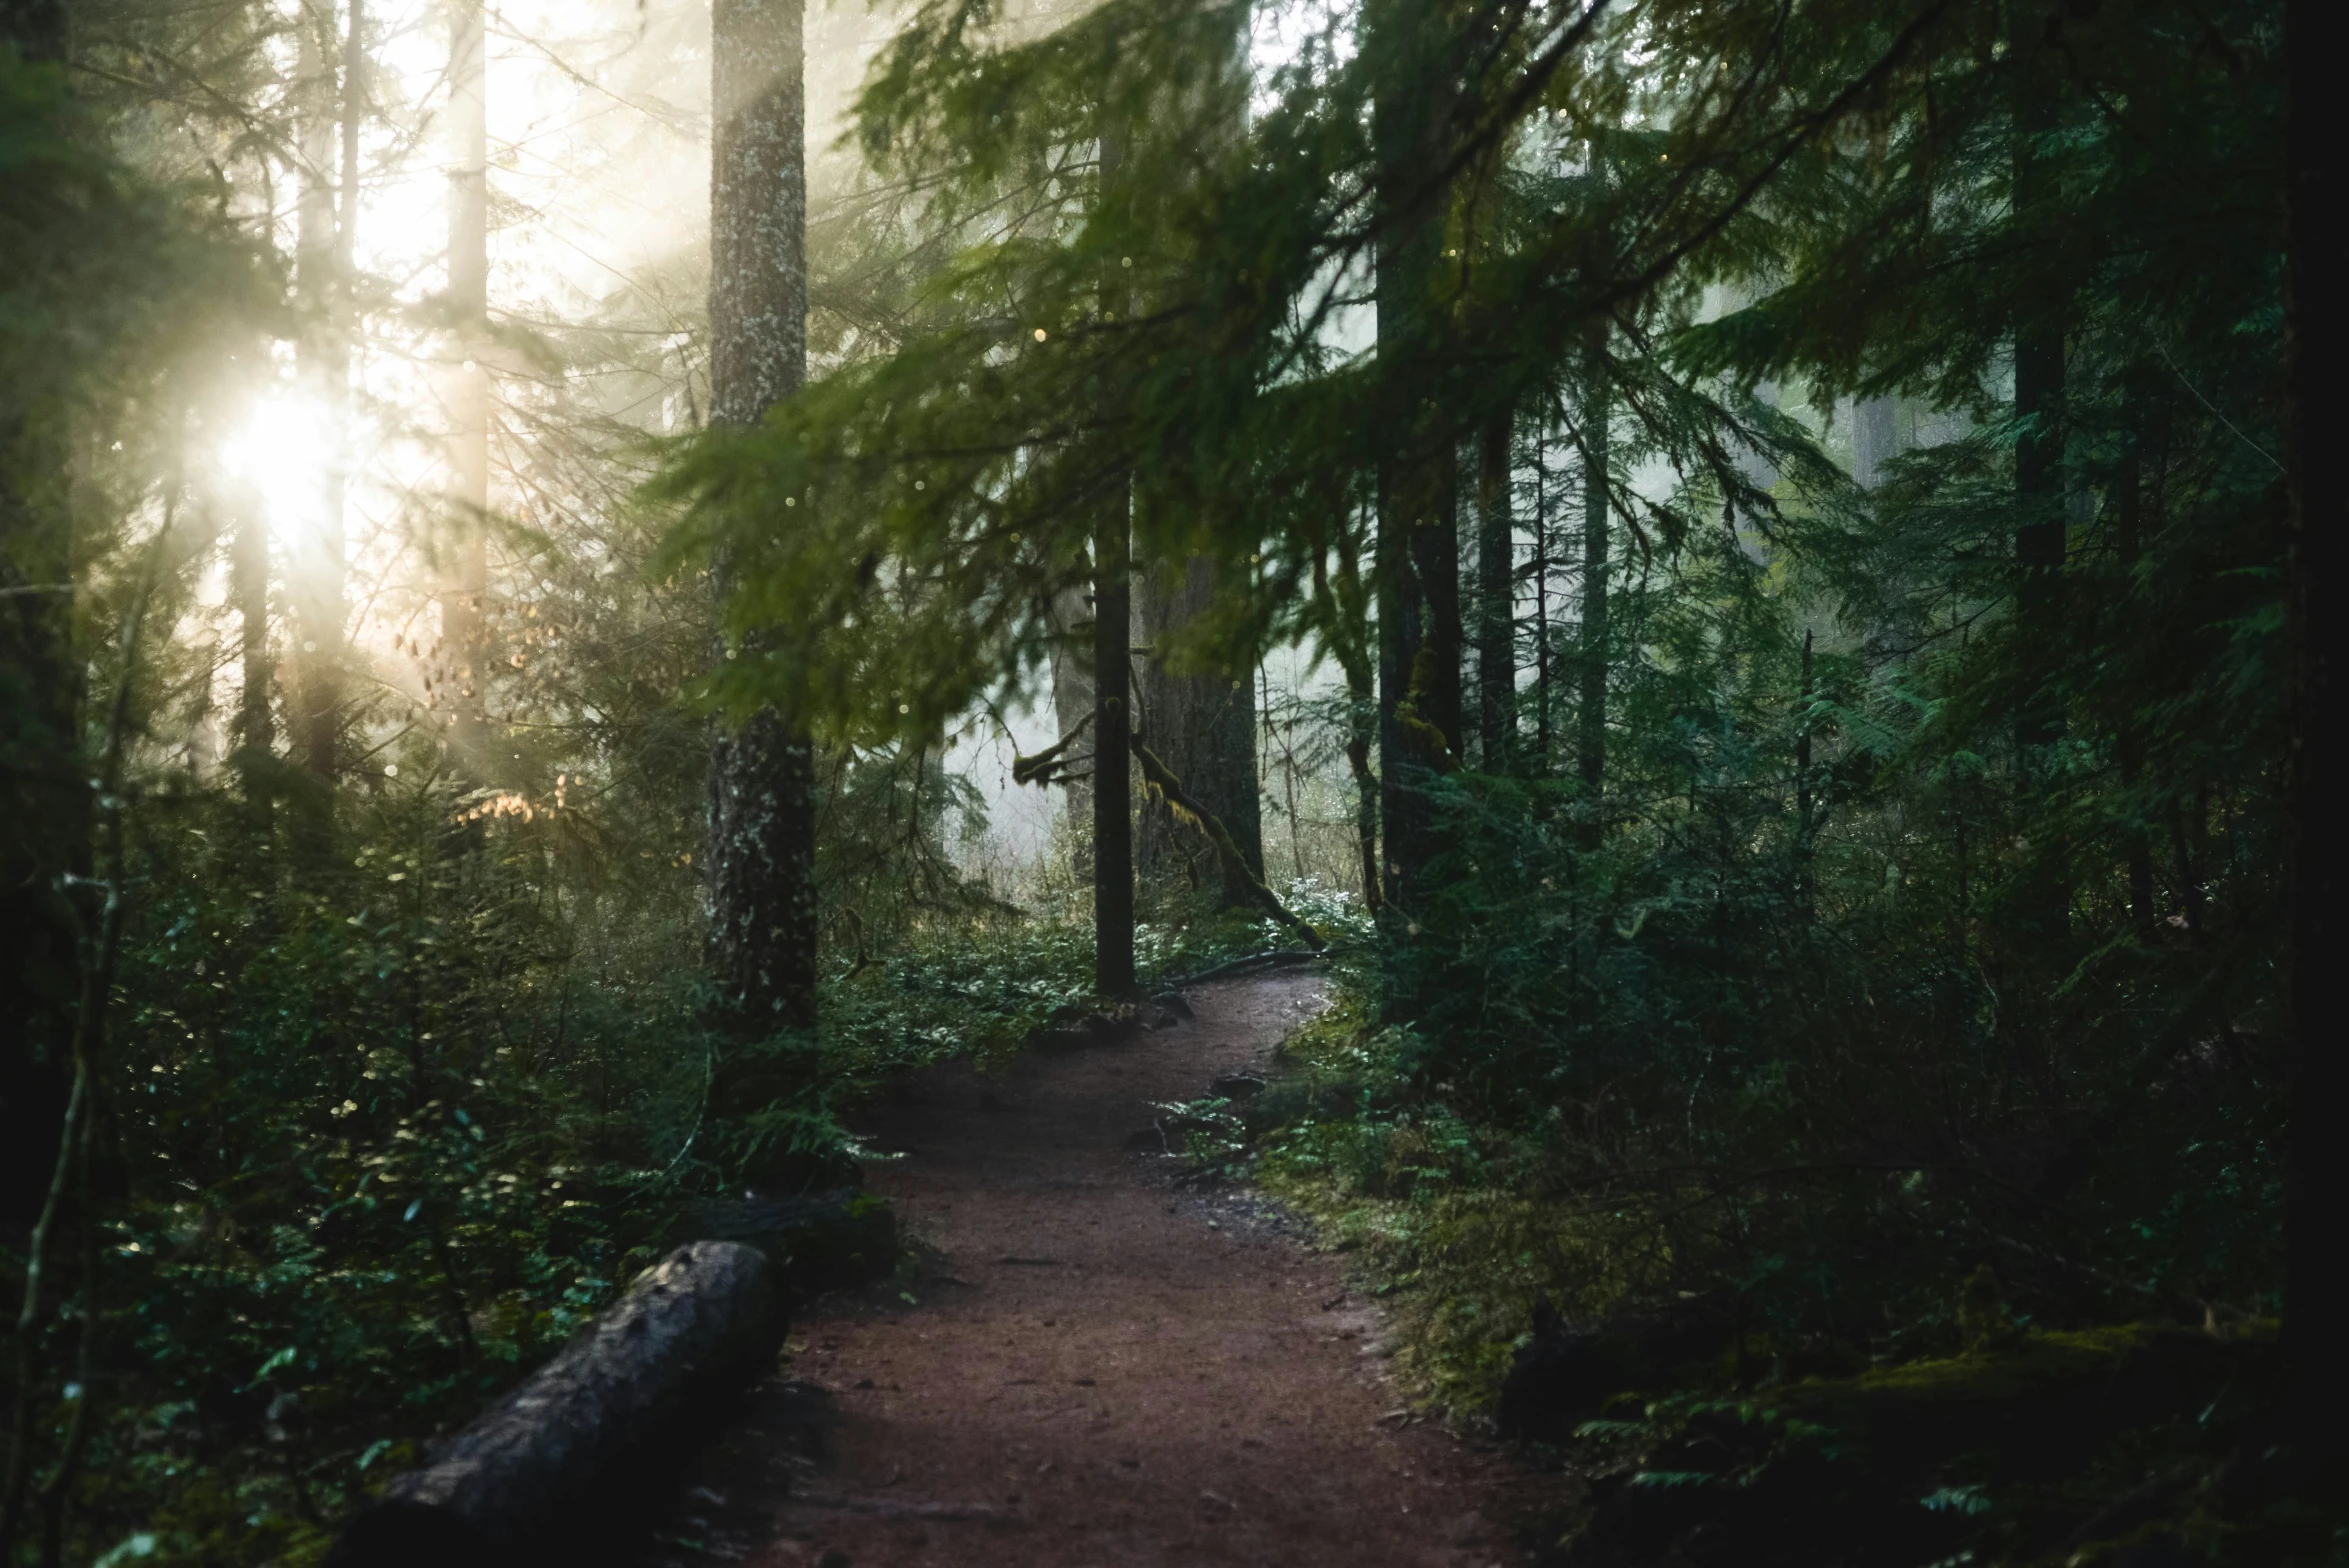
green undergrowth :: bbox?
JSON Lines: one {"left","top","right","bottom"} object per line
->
{"left": 1249, "top": 975, "right": 1647, "bottom": 1415}
{"left": 24, "top": 796, "right": 1353, "bottom": 1568}
{"left": 824, "top": 876, "right": 1364, "bottom": 1085}
{"left": 1231, "top": 966, "right": 2336, "bottom": 1565}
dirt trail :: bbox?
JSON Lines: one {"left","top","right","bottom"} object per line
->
{"left": 641, "top": 970, "right": 1544, "bottom": 1568}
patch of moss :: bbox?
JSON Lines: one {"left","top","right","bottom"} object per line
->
{"left": 1778, "top": 1320, "right": 2279, "bottom": 1472}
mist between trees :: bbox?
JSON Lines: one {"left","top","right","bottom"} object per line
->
{"left": 2, "top": 0, "right": 2339, "bottom": 1561}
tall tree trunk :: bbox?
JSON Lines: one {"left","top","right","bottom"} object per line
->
{"left": 1094, "top": 520, "right": 1135, "bottom": 996}
{"left": 1376, "top": 477, "right": 1425, "bottom": 914}
{"left": 1576, "top": 324, "right": 1611, "bottom": 847}
{"left": 1346, "top": 668, "right": 1381, "bottom": 907}
{"left": 1851, "top": 394, "right": 1902, "bottom": 490}
{"left": 1048, "top": 585, "right": 1093, "bottom": 878}
{"left": 1090, "top": 112, "right": 1137, "bottom": 997}
{"left": 443, "top": 0, "right": 489, "bottom": 776}
{"left": 1136, "top": 557, "right": 1262, "bottom": 900}
{"left": 0, "top": 443, "right": 77, "bottom": 1238}
{"left": 229, "top": 473, "right": 274, "bottom": 821}
{"left": 2011, "top": 5, "right": 2068, "bottom": 944}
{"left": 1475, "top": 408, "right": 1514, "bottom": 772}
{"left": 2114, "top": 373, "right": 2156, "bottom": 925}
{"left": 2280, "top": 0, "right": 2344, "bottom": 1461}
{"left": 1795, "top": 629, "right": 1814, "bottom": 916}
{"left": 290, "top": 1, "right": 350, "bottom": 851}
{"left": 1532, "top": 423, "right": 1552, "bottom": 767}
{"left": 705, "top": 0, "right": 816, "bottom": 1036}
{"left": 1370, "top": 0, "right": 1452, "bottom": 918}
{"left": 1416, "top": 452, "right": 1463, "bottom": 746}
{"left": 1131, "top": 20, "right": 1256, "bottom": 906}
{"left": 1318, "top": 509, "right": 1382, "bottom": 910}
{"left": 0, "top": 0, "right": 77, "bottom": 1231}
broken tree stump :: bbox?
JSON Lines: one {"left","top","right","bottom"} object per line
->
{"left": 324, "top": 1239, "right": 784, "bottom": 1568}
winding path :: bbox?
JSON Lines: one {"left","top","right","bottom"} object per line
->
{"left": 643, "top": 972, "right": 1541, "bottom": 1568}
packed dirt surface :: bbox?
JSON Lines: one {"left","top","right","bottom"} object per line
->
{"left": 638, "top": 969, "right": 1548, "bottom": 1568}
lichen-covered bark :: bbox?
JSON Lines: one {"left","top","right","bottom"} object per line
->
{"left": 707, "top": 706, "right": 817, "bottom": 1032}
{"left": 709, "top": 0, "right": 806, "bottom": 429}
{"left": 1137, "top": 557, "right": 1262, "bottom": 899}
{"left": 706, "top": 0, "right": 815, "bottom": 1032}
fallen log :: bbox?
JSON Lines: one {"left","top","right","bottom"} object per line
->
{"left": 324, "top": 1240, "right": 784, "bottom": 1568}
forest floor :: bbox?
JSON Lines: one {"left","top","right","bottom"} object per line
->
{"left": 633, "top": 969, "right": 1555, "bottom": 1568}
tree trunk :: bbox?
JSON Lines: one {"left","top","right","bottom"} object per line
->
{"left": 1475, "top": 408, "right": 1515, "bottom": 772}
{"left": 0, "top": 442, "right": 77, "bottom": 1233}
{"left": 1319, "top": 512, "right": 1382, "bottom": 910}
{"left": 1416, "top": 453, "right": 1463, "bottom": 748}
{"left": 2011, "top": 5, "right": 2068, "bottom": 946}
{"left": 0, "top": 1, "right": 76, "bottom": 1234}
{"left": 229, "top": 474, "right": 274, "bottom": 820}
{"left": 2280, "top": 0, "right": 2344, "bottom": 1460}
{"left": 1376, "top": 474, "right": 1425, "bottom": 914}
{"left": 1795, "top": 629, "right": 1814, "bottom": 916}
{"left": 1094, "top": 515, "right": 1135, "bottom": 997}
{"left": 290, "top": 1, "right": 350, "bottom": 851}
{"left": 1048, "top": 585, "right": 1094, "bottom": 877}
{"left": 1370, "top": 0, "right": 1451, "bottom": 918}
{"left": 706, "top": 0, "right": 817, "bottom": 1036}
{"left": 1852, "top": 394, "right": 1902, "bottom": 490}
{"left": 1532, "top": 424, "right": 1553, "bottom": 767}
{"left": 1137, "top": 557, "right": 1262, "bottom": 900}
{"left": 2114, "top": 374, "right": 2156, "bottom": 926}
{"left": 1090, "top": 109, "right": 1138, "bottom": 995}
{"left": 324, "top": 1242, "right": 786, "bottom": 1568}
{"left": 1576, "top": 324, "right": 1611, "bottom": 846}
{"left": 441, "top": 0, "right": 489, "bottom": 778}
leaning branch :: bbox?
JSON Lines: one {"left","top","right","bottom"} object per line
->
{"left": 1129, "top": 738, "right": 1325, "bottom": 952}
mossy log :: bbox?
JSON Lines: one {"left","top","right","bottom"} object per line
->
{"left": 1776, "top": 1320, "right": 2277, "bottom": 1471}
{"left": 324, "top": 1240, "right": 784, "bottom": 1568}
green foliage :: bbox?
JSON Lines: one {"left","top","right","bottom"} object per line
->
{"left": 17, "top": 753, "right": 1342, "bottom": 1564}
{"left": 5, "top": 0, "right": 2319, "bottom": 1558}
